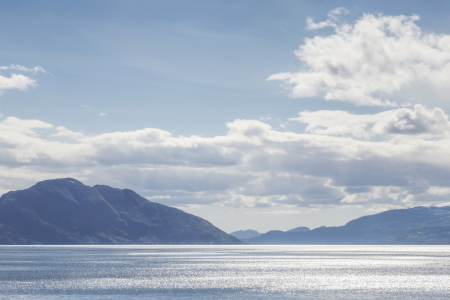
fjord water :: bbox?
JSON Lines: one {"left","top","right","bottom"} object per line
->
{"left": 1, "top": 246, "right": 450, "bottom": 299}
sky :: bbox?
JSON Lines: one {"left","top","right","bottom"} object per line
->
{"left": 2, "top": 0, "right": 450, "bottom": 233}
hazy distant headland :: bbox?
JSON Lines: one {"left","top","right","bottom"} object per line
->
{"left": 236, "top": 206, "right": 450, "bottom": 245}
{"left": 230, "top": 227, "right": 310, "bottom": 240}
{"left": 0, "top": 178, "right": 243, "bottom": 245}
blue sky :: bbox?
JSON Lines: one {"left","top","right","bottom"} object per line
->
{"left": 2, "top": 0, "right": 450, "bottom": 232}
{"left": 4, "top": 0, "right": 450, "bottom": 135}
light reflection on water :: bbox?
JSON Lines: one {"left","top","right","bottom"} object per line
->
{"left": 0, "top": 245, "right": 450, "bottom": 299}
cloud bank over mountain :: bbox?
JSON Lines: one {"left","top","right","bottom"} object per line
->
{"left": 1, "top": 108, "right": 450, "bottom": 213}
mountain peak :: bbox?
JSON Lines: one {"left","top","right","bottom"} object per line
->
{"left": 37, "top": 178, "right": 84, "bottom": 186}
{"left": 0, "top": 178, "right": 244, "bottom": 245}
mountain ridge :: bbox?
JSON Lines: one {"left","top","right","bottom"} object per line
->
{"left": 241, "top": 206, "right": 450, "bottom": 245}
{"left": 230, "top": 229, "right": 261, "bottom": 240}
{"left": 0, "top": 178, "right": 244, "bottom": 245}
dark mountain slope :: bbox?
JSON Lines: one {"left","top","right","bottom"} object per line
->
{"left": 380, "top": 226, "right": 450, "bottom": 245}
{"left": 0, "top": 178, "right": 243, "bottom": 245}
{"left": 93, "top": 184, "right": 240, "bottom": 244}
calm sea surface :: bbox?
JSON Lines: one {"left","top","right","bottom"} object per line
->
{"left": 1, "top": 245, "right": 450, "bottom": 299}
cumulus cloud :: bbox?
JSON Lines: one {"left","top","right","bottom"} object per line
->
{"left": 1, "top": 114, "right": 450, "bottom": 212}
{"left": 0, "top": 64, "right": 46, "bottom": 95}
{"left": 51, "top": 126, "right": 85, "bottom": 140}
{"left": 292, "top": 105, "right": 450, "bottom": 139}
{"left": 268, "top": 11, "right": 450, "bottom": 106}
{"left": 0, "top": 74, "right": 36, "bottom": 94}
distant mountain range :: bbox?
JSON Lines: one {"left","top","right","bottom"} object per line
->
{"left": 286, "top": 226, "right": 310, "bottom": 233}
{"left": 239, "top": 206, "right": 450, "bottom": 245}
{"left": 230, "top": 227, "right": 310, "bottom": 240}
{"left": 230, "top": 229, "right": 261, "bottom": 240}
{"left": 0, "top": 178, "right": 243, "bottom": 245}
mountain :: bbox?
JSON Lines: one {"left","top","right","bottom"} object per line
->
{"left": 230, "top": 229, "right": 261, "bottom": 239}
{"left": 286, "top": 226, "right": 310, "bottom": 233}
{"left": 230, "top": 226, "right": 310, "bottom": 240}
{"left": 0, "top": 178, "right": 244, "bottom": 245}
{"left": 380, "top": 226, "right": 450, "bottom": 245}
{"left": 242, "top": 206, "right": 450, "bottom": 244}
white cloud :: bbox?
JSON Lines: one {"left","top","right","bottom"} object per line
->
{"left": 0, "top": 73, "right": 36, "bottom": 94}
{"left": 1, "top": 114, "right": 450, "bottom": 211}
{"left": 306, "top": 7, "right": 349, "bottom": 30}
{"left": 51, "top": 126, "right": 85, "bottom": 140}
{"left": 291, "top": 105, "right": 450, "bottom": 139}
{"left": 0, "top": 65, "right": 46, "bottom": 74}
{"left": 0, "top": 64, "right": 46, "bottom": 95}
{"left": 268, "top": 11, "right": 450, "bottom": 106}
{"left": 98, "top": 112, "right": 107, "bottom": 117}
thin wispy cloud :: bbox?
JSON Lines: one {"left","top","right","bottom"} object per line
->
{"left": 0, "top": 64, "right": 47, "bottom": 74}
{"left": 305, "top": 7, "right": 349, "bottom": 30}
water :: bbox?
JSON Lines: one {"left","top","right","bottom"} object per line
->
{"left": 1, "top": 245, "right": 450, "bottom": 299}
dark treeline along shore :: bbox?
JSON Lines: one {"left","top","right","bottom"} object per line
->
{"left": 0, "top": 178, "right": 243, "bottom": 245}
